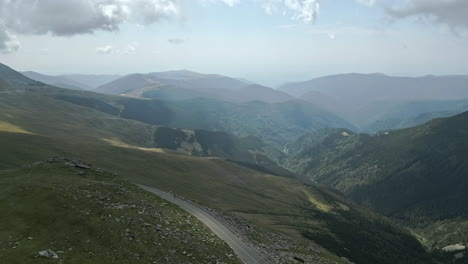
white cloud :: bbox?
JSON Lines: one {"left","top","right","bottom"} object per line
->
{"left": 97, "top": 42, "right": 139, "bottom": 55}
{"left": 168, "top": 38, "right": 185, "bottom": 45}
{"left": 259, "top": 0, "right": 320, "bottom": 24}
{"left": 0, "top": 0, "right": 324, "bottom": 53}
{"left": 386, "top": 0, "right": 468, "bottom": 30}
{"left": 261, "top": 2, "right": 275, "bottom": 15}
{"left": 41, "top": 48, "right": 49, "bottom": 55}
{"left": 357, "top": 0, "right": 376, "bottom": 7}
{"left": 0, "top": 0, "right": 181, "bottom": 53}
{"left": 123, "top": 42, "right": 139, "bottom": 55}
{"left": 286, "top": 0, "right": 320, "bottom": 24}
{"left": 96, "top": 45, "right": 114, "bottom": 54}
{"left": 260, "top": 0, "right": 320, "bottom": 24}
{"left": 0, "top": 26, "right": 20, "bottom": 54}
{"left": 221, "top": 0, "right": 241, "bottom": 7}
{"left": 211, "top": 0, "right": 320, "bottom": 23}
{"left": 202, "top": 0, "right": 241, "bottom": 7}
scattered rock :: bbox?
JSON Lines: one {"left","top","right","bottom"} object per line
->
{"left": 64, "top": 162, "right": 76, "bottom": 167}
{"left": 76, "top": 163, "right": 91, "bottom": 170}
{"left": 442, "top": 243, "right": 466, "bottom": 252}
{"left": 47, "top": 157, "right": 66, "bottom": 163}
{"left": 341, "top": 257, "right": 355, "bottom": 264}
{"left": 38, "top": 249, "right": 59, "bottom": 259}
{"left": 293, "top": 256, "right": 305, "bottom": 263}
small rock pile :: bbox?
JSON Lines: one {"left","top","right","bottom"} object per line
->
{"left": 38, "top": 249, "right": 58, "bottom": 259}
{"left": 25, "top": 157, "right": 115, "bottom": 176}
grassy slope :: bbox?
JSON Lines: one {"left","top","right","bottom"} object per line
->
{"left": 0, "top": 85, "right": 436, "bottom": 263}
{"left": 0, "top": 163, "right": 239, "bottom": 264}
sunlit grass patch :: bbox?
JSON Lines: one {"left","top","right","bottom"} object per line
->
{"left": 0, "top": 121, "right": 33, "bottom": 134}
{"left": 102, "top": 138, "right": 166, "bottom": 153}
{"left": 301, "top": 188, "right": 332, "bottom": 213}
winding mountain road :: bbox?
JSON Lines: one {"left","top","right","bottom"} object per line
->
{"left": 138, "top": 185, "right": 270, "bottom": 264}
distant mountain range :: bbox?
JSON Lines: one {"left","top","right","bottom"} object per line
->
{"left": 280, "top": 73, "right": 468, "bottom": 100}
{"left": 23, "top": 70, "right": 468, "bottom": 133}
{"left": 22, "top": 71, "right": 121, "bottom": 90}
{"left": 280, "top": 73, "right": 468, "bottom": 131}
{"left": 22, "top": 69, "right": 293, "bottom": 103}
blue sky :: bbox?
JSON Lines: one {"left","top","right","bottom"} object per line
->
{"left": 0, "top": 0, "right": 467, "bottom": 86}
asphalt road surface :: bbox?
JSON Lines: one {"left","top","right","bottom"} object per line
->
{"left": 138, "top": 185, "right": 270, "bottom": 264}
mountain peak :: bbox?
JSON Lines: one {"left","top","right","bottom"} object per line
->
{"left": 147, "top": 70, "right": 222, "bottom": 80}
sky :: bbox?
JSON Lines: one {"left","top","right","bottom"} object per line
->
{"left": 0, "top": 0, "right": 468, "bottom": 86}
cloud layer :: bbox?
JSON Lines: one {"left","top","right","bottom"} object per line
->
{"left": 259, "top": 0, "right": 320, "bottom": 24}
{"left": 0, "top": 0, "right": 180, "bottom": 53}
{"left": 387, "top": 0, "right": 468, "bottom": 30}
{"left": 0, "top": 25, "right": 20, "bottom": 53}
{"left": 0, "top": 0, "right": 321, "bottom": 53}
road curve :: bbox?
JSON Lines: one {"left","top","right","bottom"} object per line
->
{"left": 138, "top": 185, "right": 270, "bottom": 264}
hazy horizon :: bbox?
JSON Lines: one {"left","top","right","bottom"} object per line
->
{"left": 17, "top": 68, "right": 468, "bottom": 89}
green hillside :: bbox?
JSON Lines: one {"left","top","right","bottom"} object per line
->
{"left": 285, "top": 116, "right": 468, "bottom": 260}
{"left": 0, "top": 63, "right": 438, "bottom": 264}
{"left": 286, "top": 116, "right": 468, "bottom": 220}
{"left": 0, "top": 161, "right": 239, "bottom": 263}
